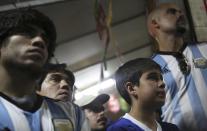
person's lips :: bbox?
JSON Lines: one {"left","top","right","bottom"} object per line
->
{"left": 26, "top": 48, "right": 45, "bottom": 59}
{"left": 157, "top": 90, "right": 166, "bottom": 98}
{"left": 58, "top": 89, "right": 69, "bottom": 96}
{"left": 98, "top": 117, "right": 107, "bottom": 124}
{"left": 56, "top": 90, "right": 70, "bottom": 101}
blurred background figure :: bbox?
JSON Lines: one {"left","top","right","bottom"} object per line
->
{"left": 75, "top": 94, "right": 111, "bottom": 131}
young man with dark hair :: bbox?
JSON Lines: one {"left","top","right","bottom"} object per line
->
{"left": 107, "top": 58, "right": 179, "bottom": 131}
{"left": 147, "top": 3, "right": 207, "bottom": 131}
{"left": 0, "top": 8, "right": 85, "bottom": 131}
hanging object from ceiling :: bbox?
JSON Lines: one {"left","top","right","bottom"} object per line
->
{"left": 94, "top": 0, "right": 123, "bottom": 81}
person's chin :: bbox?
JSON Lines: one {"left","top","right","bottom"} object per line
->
{"left": 95, "top": 125, "right": 105, "bottom": 131}
{"left": 97, "top": 120, "right": 107, "bottom": 128}
{"left": 22, "top": 58, "right": 46, "bottom": 71}
{"left": 155, "top": 100, "right": 165, "bottom": 108}
{"left": 24, "top": 61, "right": 45, "bottom": 71}
{"left": 14, "top": 59, "right": 44, "bottom": 76}
{"left": 26, "top": 61, "right": 44, "bottom": 68}
{"left": 176, "top": 25, "right": 186, "bottom": 35}
{"left": 26, "top": 56, "right": 46, "bottom": 65}
{"left": 56, "top": 95, "right": 69, "bottom": 102}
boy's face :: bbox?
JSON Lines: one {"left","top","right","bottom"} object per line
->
{"left": 137, "top": 69, "right": 165, "bottom": 109}
{"left": 0, "top": 28, "right": 49, "bottom": 73}
{"left": 40, "top": 72, "right": 73, "bottom": 102}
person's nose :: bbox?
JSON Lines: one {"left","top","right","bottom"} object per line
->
{"left": 31, "top": 36, "right": 47, "bottom": 50}
{"left": 177, "top": 10, "right": 184, "bottom": 18}
{"left": 59, "top": 79, "right": 69, "bottom": 89}
{"left": 158, "top": 79, "right": 165, "bottom": 89}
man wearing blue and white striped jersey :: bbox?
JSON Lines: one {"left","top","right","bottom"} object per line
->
{"left": 37, "top": 63, "right": 90, "bottom": 131}
{"left": 0, "top": 8, "right": 85, "bottom": 131}
{"left": 147, "top": 2, "right": 207, "bottom": 131}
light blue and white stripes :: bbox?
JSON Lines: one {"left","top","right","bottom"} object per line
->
{"left": 0, "top": 96, "right": 90, "bottom": 131}
{"left": 0, "top": 97, "right": 43, "bottom": 131}
{"left": 152, "top": 43, "right": 207, "bottom": 131}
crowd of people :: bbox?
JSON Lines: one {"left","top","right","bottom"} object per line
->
{"left": 0, "top": 2, "right": 206, "bottom": 131}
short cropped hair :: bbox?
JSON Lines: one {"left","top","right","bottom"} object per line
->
{"left": 0, "top": 8, "right": 56, "bottom": 59}
{"left": 38, "top": 63, "right": 75, "bottom": 90}
{"left": 115, "top": 58, "right": 161, "bottom": 105}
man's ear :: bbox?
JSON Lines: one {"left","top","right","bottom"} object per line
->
{"left": 0, "top": 45, "right": 6, "bottom": 58}
{"left": 149, "top": 19, "right": 159, "bottom": 37}
{"left": 125, "top": 82, "right": 137, "bottom": 96}
{"left": 84, "top": 109, "right": 90, "bottom": 117}
{"left": 36, "top": 90, "right": 42, "bottom": 95}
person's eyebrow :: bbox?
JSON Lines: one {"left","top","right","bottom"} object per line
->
{"left": 48, "top": 73, "right": 62, "bottom": 79}
{"left": 146, "top": 72, "right": 162, "bottom": 80}
{"left": 166, "top": 8, "right": 181, "bottom": 14}
{"left": 147, "top": 72, "right": 158, "bottom": 77}
{"left": 49, "top": 73, "right": 73, "bottom": 83}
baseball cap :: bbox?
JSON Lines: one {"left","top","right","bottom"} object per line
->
{"left": 74, "top": 94, "right": 110, "bottom": 107}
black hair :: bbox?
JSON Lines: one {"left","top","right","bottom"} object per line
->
{"left": 0, "top": 8, "right": 56, "bottom": 59}
{"left": 115, "top": 58, "right": 161, "bottom": 105}
{"left": 38, "top": 63, "right": 75, "bottom": 90}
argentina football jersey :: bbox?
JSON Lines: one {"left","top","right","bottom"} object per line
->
{"left": 152, "top": 42, "right": 207, "bottom": 131}
{"left": 0, "top": 93, "right": 75, "bottom": 131}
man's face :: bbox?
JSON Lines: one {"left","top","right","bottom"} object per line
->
{"left": 0, "top": 27, "right": 49, "bottom": 74}
{"left": 136, "top": 70, "right": 165, "bottom": 109}
{"left": 40, "top": 72, "right": 73, "bottom": 102}
{"left": 156, "top": 4, "right": 186, "bottom": 35}
{"left": 84, "top": 105, "right": 108, "bottom": 130}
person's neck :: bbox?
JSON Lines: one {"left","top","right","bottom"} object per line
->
{"left": 129, "top": 104, "right": 157, "bottom": 131}
{"left": 156, "top": 33, "right": 184, "bottom": 52}
{"left": 0, "top": 65, "right": 38, "bottom": 106}
{"left": 0, "top": 65, "right": 41, "bottom": 111}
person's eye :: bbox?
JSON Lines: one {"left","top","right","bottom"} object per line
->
{"left": 147, "top": 73, "right": 160, "bottom": 81}
{"left": 160, "top": 75, "right": 163, "bottom": 81}
{"left": 40, "top": 33, "right": 49, "bottom": 47}
{"left": 50, "top": 76, "right": 61, "bottom": 82}
{"left": 148, "top": 76, "right": 159, "bottom": 81}
{"left": 167, "top": 8, "right": 177, "bottom": 14}
{"left": 65, "top": 79, "right": 73, "bottom": 86}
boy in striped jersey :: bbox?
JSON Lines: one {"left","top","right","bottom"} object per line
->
{"left": 148, "top": 2, "right": 207, "bottom": 131}
{"left": 0, "top": 8, "right": 84, "bottom": 131}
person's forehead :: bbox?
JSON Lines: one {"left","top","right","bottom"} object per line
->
{"left": 160, "top": 3, "right": 181, "bottom": 12}
{"left": 46, "top": 72, "right": 69, "bottom": 79}
{"left": 149, "top": 3, "right": 180, "bottom": 20}
{"left": 143, "top": 69, "right": 161, "bottom": 76}
{"left": 87, "top": 104, "right": 104, "bottom": 112}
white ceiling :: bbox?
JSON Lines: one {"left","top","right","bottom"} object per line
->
{"left": 39, "top": 0, "right": 150, "bottom": 71}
